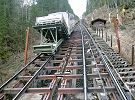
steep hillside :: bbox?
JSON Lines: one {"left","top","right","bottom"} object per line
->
{"left": 0, "top": 0, "right": 73, "bottom": 63}
{"left": 0, "top": 0, "right": 73, "bottom": 85}
{"left": 85, "top": 0, "right": 135, "bottom": 65}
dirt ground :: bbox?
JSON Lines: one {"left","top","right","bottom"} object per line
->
{"left": 85, "top": 6, "right": 135, "bottom": 66}
{"left": 0, "top": 29, "right": 40, "bottom": 85}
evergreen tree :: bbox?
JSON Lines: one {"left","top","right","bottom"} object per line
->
{"left": 0, "top": 0, "right": 73, "bottom": 62}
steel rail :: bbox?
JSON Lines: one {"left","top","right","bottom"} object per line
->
{"left": 80, "top": 23, "right": 88, "bottom": 100}
{"left": 13, "top": 55, "right": 53, "bottom": 100}
{"left": 84, "top": 28, "right": 108, "bottom": 99}
{"left": 104, "top": 49, "right": 135, "bottom": 99}
{"left": 0, "top": 53, "right": 42, "bottom": 92}
{"left": 82, "top": 24, "right": 128, "bottom": 100}
{"left": 95, "top": 30, "right": 135, "bottom": 99}
{"left": 33, "top": 45, "right": 73, "bottom": 100}
{"left": 51, "top": 45, "right": 73, "bottom": 99}
{"left": 93, "top": 29, "right": 135, "bottom": 99}
{"left": 90, "top": 26, "right": 135, "bottom": 99}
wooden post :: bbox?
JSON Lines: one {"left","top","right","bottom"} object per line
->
{"left": 111, "top": 35, "right": 112, "bottom": 47}
{"left": 96, "top": 28, "right": 98, "bottom": 35}
{"left": 97, "top": 28, "right": 99, "bottom": 36}
{"left": 99, "top": 29, "right": 100, "bottom": 37}
{"left": 102, "top": 29, "right": 103, "bottom": 38}
{"left": 112, "top": 17, "right": 121, "bottom": 53}
{"left": 24, "top": 27, "right": 29, "bottom": 65}
{"left": 106, "top": 32, "right": 107, "bottom": 42}
{"left": 109, "top": 13, "right": 111, "bottom": 23}
{"left": 131, "top": 45, "right": 134, "bottom": 66}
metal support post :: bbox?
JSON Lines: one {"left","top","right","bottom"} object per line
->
{"left": 56, "top": 28, "right": 57, "bottom": 42}
{"left": 40, "top": 29, "right": 43, "bottom": 44}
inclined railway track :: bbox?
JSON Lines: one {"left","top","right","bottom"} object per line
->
{"left": 0, "top": 22, "right": 135, "bottom": 100}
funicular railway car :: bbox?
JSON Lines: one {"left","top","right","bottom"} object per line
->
{"left": 33, "top": 12, "right": 77, "bottom": 54}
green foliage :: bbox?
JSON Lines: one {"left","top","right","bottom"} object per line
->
{"left": 0, "top": 50, "right": 10, "bottom": 63}
{"left": 86, "top": 0, "right": 135, "bottom": 15}
{"left": 0, "top": 0, "right": 73, "bottom": 62}
{"left": 118, "top": 24, "right": 126, "bottom": 30}
{"left": 35, "top": 0, "right": 73, "bottom": 16}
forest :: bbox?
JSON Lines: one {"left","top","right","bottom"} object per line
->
{"left": 0, "top": 0, "right": 73, "bottom": 63}
{"left": 86, "top": 0, "right": 135, "bottom": 15}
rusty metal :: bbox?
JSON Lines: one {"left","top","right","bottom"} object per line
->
{"left": 24, "top": 27, "right": 29, "bottom": 65}
{"left": 4, "top": 87, "right": 116, "bottom": 94}
{"left": 57, "top": 79, "right": 67, "bottom": 100}
{"left": 111, "top": 34, "right": 113, "bottom": 47}
{"left": 13, "top": 55, "right": 53, "bottom": 100}
{"left": 18, "top": 73, "right": 109, "bottom": 80}
{"left": 131, "top": 45, "right": 134, "bottom": 66}
{"left": 25, "top": 64, "right": 105, "bottom": 72}
{"left": 0, "top": 53, "right": 42, "bottom": 92}
{"left": 1, "top": 22, "right": 135, "bottom": 100}
{"left": 83, "top": 24, "right": 131, "bottom": 100}
{"left": 112, "top": 17, "right": 121, "bottom": 54}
